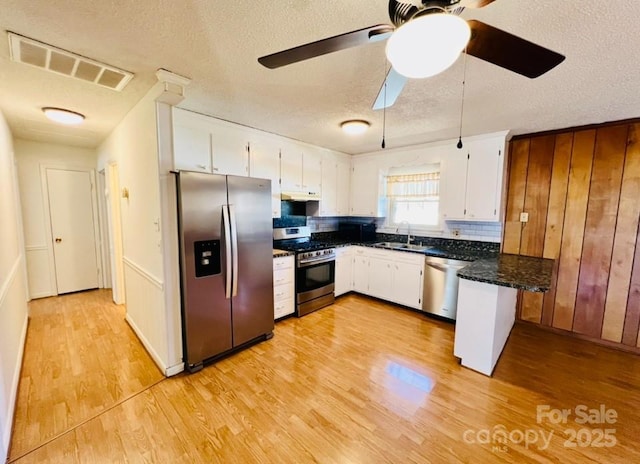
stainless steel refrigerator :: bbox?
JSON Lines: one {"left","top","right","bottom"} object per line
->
{"left": 175, "top": 171, "right": 274, "bottom": 373}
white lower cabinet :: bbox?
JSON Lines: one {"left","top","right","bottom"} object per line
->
{"left": 347, "top": 246, "right": 424, "bottom": 310}
{"left": 273, "top": 255, "right": 295, "bottom": 319}
{"left": 334, "top": 247, "right": 353, "bottom": 297}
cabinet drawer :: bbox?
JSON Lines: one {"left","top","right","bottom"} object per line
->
{"left": 274, "top": 283, "right": 294, "bottom": 302}
{"left": 275, "top": 298, "right": 294, "bottom": 319}
{"left": 274, "top": 268, "right": 294, "bottom": 286}
{"left": 273, "top": 256, "right": 294, "bottom": 271}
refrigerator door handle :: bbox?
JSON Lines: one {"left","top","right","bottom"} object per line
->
{"left": 222, "top": 204, "right": 232, "bottom": 299}
{"left": 229, "top": 204, "right": 239, "bottom": 297}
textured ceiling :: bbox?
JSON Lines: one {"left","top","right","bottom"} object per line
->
{"left": 1, "top": 0, "right": 640, "bottom": 154}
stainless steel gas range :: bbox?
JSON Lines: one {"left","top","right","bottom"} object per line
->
{"left": 273, "top": 227, "right": 335, "bottom": 317}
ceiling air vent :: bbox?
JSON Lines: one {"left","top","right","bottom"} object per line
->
{"left": 8, "top": 32, "right": 134, "bottom": 91}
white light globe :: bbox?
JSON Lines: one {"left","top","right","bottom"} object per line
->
{"left": 386, "top": 13, "right": 471, "bottom": 79}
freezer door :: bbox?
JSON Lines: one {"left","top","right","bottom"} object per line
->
{"left": 176, "top": 171, "right": 232, "bottom": 367}
{"left": 227, "top": 175, "right": 275, "bottom": 345}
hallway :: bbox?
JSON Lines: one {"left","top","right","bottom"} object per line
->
{"left": 8, "top": 290, "right": 163, "bottom": 461}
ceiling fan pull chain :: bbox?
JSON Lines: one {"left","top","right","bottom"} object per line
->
{"left": 457, "top": 45, "right": 468, "bottom": 150}
{"left": 382, "top": 63, "right": 388, "bottom": 149}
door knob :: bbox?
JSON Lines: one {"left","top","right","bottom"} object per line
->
{"left": 55, "top": 238, "right": 62, "bottom": 243}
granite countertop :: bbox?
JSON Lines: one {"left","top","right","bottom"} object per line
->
{"left": 457, "top": 253, "right": 554, "bottom": 292}
{"left": 273, "top": 249, "right": 294, "bottom": 258}
{"left": 329, "top": 241, "right": 498, "bottom": 262}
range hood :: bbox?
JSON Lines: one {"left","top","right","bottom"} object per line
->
{"left": 281, "top": 191, "right": 321, "bottom": 201}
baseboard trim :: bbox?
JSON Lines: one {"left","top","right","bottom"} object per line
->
{"left": 124, "top": 314, "right": 168, "bottom": 377}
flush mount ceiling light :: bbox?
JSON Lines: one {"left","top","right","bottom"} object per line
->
{"left": 42, "top": 107, "right": 85, "bottom": 125}
{"left": 341, "top": 120, "right": 370, "bottom": 136}
{"left": 385, "top": 13, "right": 471, "bottom": 79}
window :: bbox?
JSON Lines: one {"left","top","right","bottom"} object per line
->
{"left": 385, "top": 165, "right": 440, "bottom": 228}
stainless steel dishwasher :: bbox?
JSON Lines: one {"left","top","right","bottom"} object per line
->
{"left": 422, "top": 256, "right": 472, "bottom": 320}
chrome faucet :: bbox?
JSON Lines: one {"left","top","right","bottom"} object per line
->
{"left": 396, "top": 221, "right": 413, "bottom": 245}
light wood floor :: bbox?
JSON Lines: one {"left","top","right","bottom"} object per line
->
{"left": 9, "top": 291, "right": 640, "bottom": 463}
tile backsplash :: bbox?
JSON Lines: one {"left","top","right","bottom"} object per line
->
{"left": 275, "top": 210, "right": 502, "bottom": 244}
{"left": 443, "top": 221, "right": 502, "bottom": 243}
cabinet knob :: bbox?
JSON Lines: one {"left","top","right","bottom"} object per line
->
{"left": 55, "top": 238, "right": 62, "bottom": 243}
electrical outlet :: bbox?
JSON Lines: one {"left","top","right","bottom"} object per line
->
{"left": 520, "top": 212, "right": 529, "bottom": 223}
{"left": 452, "top": 229, "right": 461, "bottom": 237}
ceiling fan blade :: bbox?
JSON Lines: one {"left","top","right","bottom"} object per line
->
{"left": 258, "top": 24, "right": 394, "bottom": 69}
{"left": 458, "top": 0, "right": 497, "bottom": 8}
{"left": 372, "top": 67, "right": 408, "bottom": 110}
{"left": 465, "top": 20, "right": 565, "bottom": 78}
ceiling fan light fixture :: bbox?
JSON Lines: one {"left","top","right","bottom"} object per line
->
{"left": 42, "top": 107, "right": 85, "bottom": 125}
{"left": 341, "top": 119, "right": 370, "bottom": 135}
{"left": 385, "top": 13, "right": 471, "bottom": 79}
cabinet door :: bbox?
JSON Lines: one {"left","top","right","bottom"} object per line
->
{"left": 320, "top": 153, "right": 337, "bottom": 216}
{"left": 336, "top": 155, "right": 351, "bottom": 216}
{"left": 334, "top": 248, "right": 353, "bottom": 296}
{"left": 249, "top": 136, "right": 281, "bottom": 218}
{"left": 302, "top": 148, "right": 322, "bottom": 195}
{"left": 440, "top": 147, "right": 468, "bottom": 221}
{"left": 210, "top": 122, "right": 249, "bottom": 176}
{"left": 352, "top": 255, "right": 370, "bottom": 294}
{"left": 368, "top": 257, "right": 394, "bottom": 301}
{"left": 280, "top": 144, "right": 303, "bottom": 191}
{"left": 173, "top": 109, "right": 212, "bottom": 173}
{"left": 350, "top": 158, "right": 379, "bottom": 216}
{"left": 465, "top": 138, "right": 504, "bottom": 221}
{"left": 392, "top": 261, "right": 423, "bottom": 309}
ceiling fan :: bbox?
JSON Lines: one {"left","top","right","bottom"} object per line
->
{"left": 258, "top": 0, "right": 565, "bottom": 110}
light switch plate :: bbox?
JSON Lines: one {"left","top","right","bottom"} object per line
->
{"left": 520, "top": 212, "right": 529, "bottom": 223}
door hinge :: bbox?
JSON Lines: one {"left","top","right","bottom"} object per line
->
{"left": 419, "top": 298, "right": 421, "bottom": 304}
{"left": 464, "top": 208, "right": 467, "bottom": 215}
{"left": 498, "top": 149, "right": 502, "bottom": 156}
{"left": 494, "top": 209, "right": 497, "bottom": 215}
{"left": 420, "top": 270, "right": 422, "bottom": 276}
{"left": 467, "top": 154, "right": 470, "bottom": 160}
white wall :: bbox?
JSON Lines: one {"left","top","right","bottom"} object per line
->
{"left": 14, "top": 140, "right": 98, "bottom": 298}
{"left": 97, "top": 83, "right": 182, "bottom": 376}
{"left": 0, "top": 111, "right": 29, "bottom": 463}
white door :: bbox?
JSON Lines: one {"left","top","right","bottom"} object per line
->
{"left": 47, "top": 168, "right": 99, "bottom": 294}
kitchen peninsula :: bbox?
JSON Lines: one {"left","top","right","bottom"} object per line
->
{"left": 454, "top": 254, "right": 554, "bottom": 376}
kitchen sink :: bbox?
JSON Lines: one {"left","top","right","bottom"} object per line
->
{"left": 374, "top": 241, "right": 406, "bottom": 249}
{"left": 374, "top": 242, "right": 432, "bottom": 252}
{"left": 395, "top": 243, "right": 432, "bottom": 251}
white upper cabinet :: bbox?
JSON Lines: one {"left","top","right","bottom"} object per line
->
{"left": 320, "top": 151, "right": 337, "bottom": 216}
{"left": 173, "top": 108, "right": 212, "bottom": 173}
{"left": 336, "top": 154, "right": 351, "bottom": 216}
{"left": 249, "top": 133, "right": 282, "bottom": 218}
{"left": 319, "top": 150, "right": 351, "bottom": 217}
{"left": 172, "top": 108, "right": 249, "bottom": 177}
{"left": 350, "top": 156, "right": 381, "bottom": 217}
{"left": 440, "top": 134, "right": 507, "bottom": 222}
{"left": 303, "top": 147, "right": 322, "bottom": 195}
{"left": 280, "top": 143, "right": 303, "bottom": 191}
{"left": 465, "top": 137, "right": 505, "bottom": 220}
{"left": 209, "top": 120, "right": 249, "bottom": 177}
{"left": 280, "top": 142, "right": 322, "bottom": 196}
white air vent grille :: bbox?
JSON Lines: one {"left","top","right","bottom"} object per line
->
{"left": 8, "top": 32, "right": 134, "bottom": 91}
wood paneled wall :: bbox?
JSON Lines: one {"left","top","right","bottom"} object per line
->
{"left": 503, "top": 122, "right": 640, "bottom": 348}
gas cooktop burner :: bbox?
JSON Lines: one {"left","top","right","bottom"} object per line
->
{"left": 278, "top": 241, "right": 332, "bottom": 252}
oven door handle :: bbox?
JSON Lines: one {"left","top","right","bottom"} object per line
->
{"left": 298, "top": 256, "right": 335, "bottom": 267}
